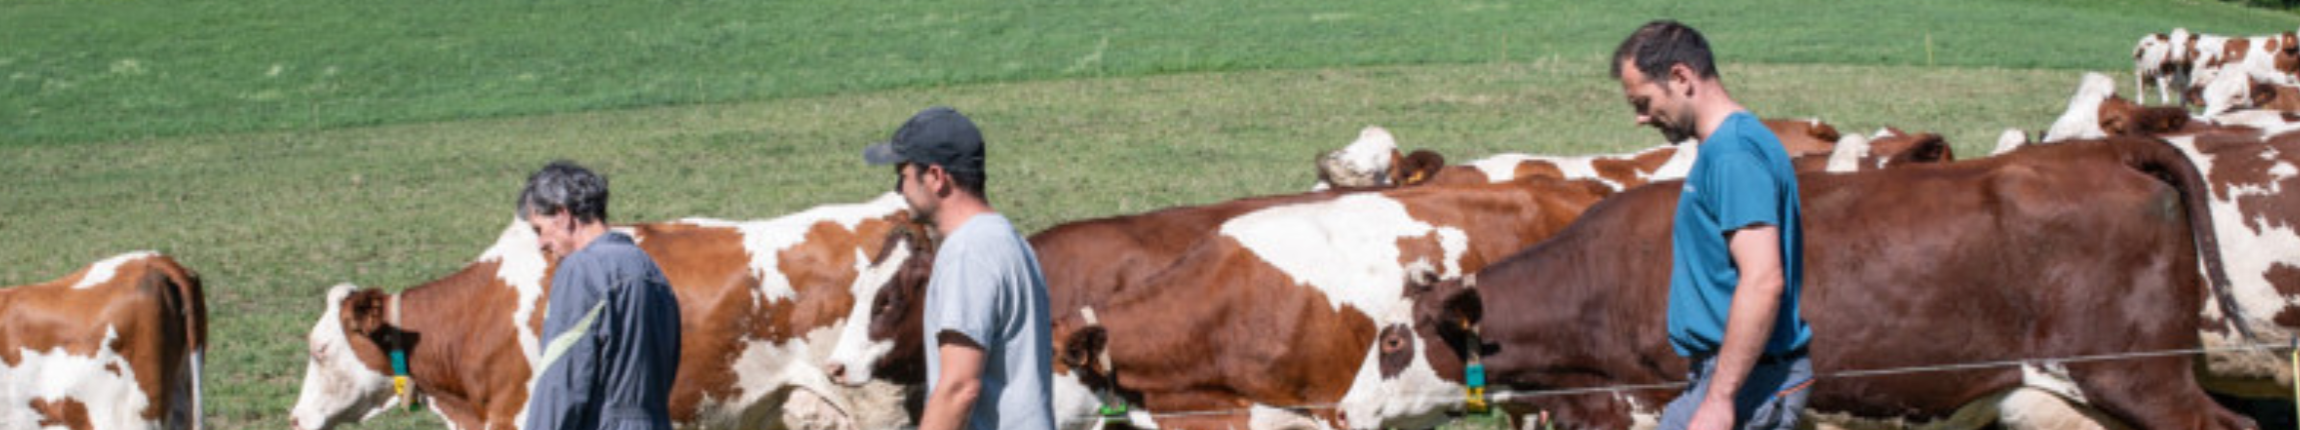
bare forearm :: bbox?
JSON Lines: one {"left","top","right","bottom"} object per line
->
{"left": 920, "top": 380, "right": 981, "bottom": 430}
{"left": 1707, "top": 270, "right": 1781, "bottom": 402}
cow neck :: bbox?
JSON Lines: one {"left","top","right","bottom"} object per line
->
{"left": 387, "top": 293, "right": 418, "bottom": 410}
{"left": 385, "top": 280, "right": 476, "bottom": 414}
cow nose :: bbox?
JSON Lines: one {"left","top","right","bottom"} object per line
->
{"left": 825, "top": 362, "right": 847, "bottom": 383}
{"left": 290, "top": 417, "right": 305, "bottom": 430}
{"left": 1335, "top": 411, "right": 1348, "bottom": 429}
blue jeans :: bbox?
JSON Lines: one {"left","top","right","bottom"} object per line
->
{"left": 1658, "top": 352, "right": 1813, "bottom": 430}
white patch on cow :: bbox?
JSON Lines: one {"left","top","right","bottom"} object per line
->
{"left": 677, "top": 192, "right": 908, "bottom": 308}
{"left": 1620, "top": 394, "right": 1660, "bottom": 430}
{"left": 1647, "top": 142, "right": 1697, "bottom": 182}
{"left": 1337, "top": 299, "right": 1464, "bottom": 430}
{"left": 2043, "top": 72, "right": 2119, "bottom": 143}
{"left": 2019, "top": 363, "right": 2089, "bottom": 405}
{"left": 1248, "top": 404, "right": 1330, "bottom": 430}
{"left": 2200, "top": 71, "right": 2256, "bottom": 118}
{"left": 693, "top": 335, "right": 826, "bottom": 428}
{"left": 2210, "top": 109, "right": 2300, "bottom": 138}
{"left": 1994, "top": 388, "right": 2121, "bottom": 430}
{"left": 1463, "top": 145, "right": 1685, "bottom": 190}
{"left": 475, "top": 218, "right": 550, "bottom": 365}
{"left": 2164, "top": 136, "right": 2300, "bottom": 387}
{"left": 1993, "top": 129, "right": 2030, "bottom": 156}
{"left": 1221, "top": 193, "right": 1468, "bottom": 314}
{"left": 70, "top": 250, "right": 156, "bottom": 290}
{"left": 823, "top": 243, "right": 914, "bottom": 385}
{"left": 291, "top": 285, "right": 400, "bottom": 430}
{"left": 0, "top": 326, "right": 154, "bottom": 430}
{"left": 1825, "top": 133, "right": 1871, "bottom": 173}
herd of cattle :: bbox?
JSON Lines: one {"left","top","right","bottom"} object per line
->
{"left": 26, "top": 28, "right": 2300, "bottom": 430}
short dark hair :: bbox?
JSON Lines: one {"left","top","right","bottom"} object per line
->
{"left": 947, "top": 167, "right": 987, "bottom": 200}
{"left": 517, "top": 160, "right": 610, "bottom": 223}
{"left": 1610, "top": 20, "right": 1719, "bottom": 83}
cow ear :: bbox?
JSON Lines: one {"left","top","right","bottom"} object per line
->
{"left": 1438, "top": 286, "right": 1484, "bottom": 331}
{"left": 1059, "top": 325, "right": 1109, "bottom": 372}
{"left": 338, "top": 289, "right": 389, "bottom": 337}
{"left": 1397, "top": 150, "right": 1446, "bottom": 186}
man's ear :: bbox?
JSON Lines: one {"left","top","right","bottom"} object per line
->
{"left": 1670, "top": 63, "right": 1698, "bottom": 96}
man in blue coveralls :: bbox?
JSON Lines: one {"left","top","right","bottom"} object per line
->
{"left": 519, "top": 160, "right": 683, "bottom": 430}
{"left": 1612, "top": 20, "right": 1816, "bottom": 430}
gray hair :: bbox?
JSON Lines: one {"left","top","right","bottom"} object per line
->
{"left": 517, "top": 160, "right": 610, "bottom": 223}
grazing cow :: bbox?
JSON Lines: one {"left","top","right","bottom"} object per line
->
{"left": 2185, "top": 31, "right": 2300, "bottom": 107}
{"left": 1335, "top": 136, "right": 2256, "bottom": 430}
{"left": 290, "top": 194, "right": 925, "bottom": 430}
{"left": 2137, "top": 29, "right": 2195, "bottom": 105}
{"left": 0, "top": 251, "right": 206, "bottom": 430}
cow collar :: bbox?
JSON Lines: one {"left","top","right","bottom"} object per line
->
{"left": 1461, "top": 318, "right": 1489, "bottom": 414}
{"left": 388, "top": 293, "right": 420, "bottom": 411}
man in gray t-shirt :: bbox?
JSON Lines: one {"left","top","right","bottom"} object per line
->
{"left": 863, "top": 106, "right": 1054, "bottom": 430}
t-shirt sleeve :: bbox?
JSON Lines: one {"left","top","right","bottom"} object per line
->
{"left": 1710, "top": 152, "right": 1785, "bottom": 232}
{"left": 929, "top": 251, "right": 1006, "bottom": 348}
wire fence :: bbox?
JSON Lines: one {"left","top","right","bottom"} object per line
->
{"left": 1062, "top": 340, "right": 2300, "bottom": 424}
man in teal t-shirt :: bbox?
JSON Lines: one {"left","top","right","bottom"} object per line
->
{"left": 1612, "top": 20, "right": 1813, "bottom": 430}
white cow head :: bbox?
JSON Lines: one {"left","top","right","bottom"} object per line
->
{"left": 1337, "top": 273, "right": 1481, "bottom": 430}
{"left": 1314, "top": 126, "right": 1403, "bottom": 190}
{"left": 290, "top": 285, "right": 402, "bottom": 430}
{"left": 824, "top": 224, "right": 934, "bottom": 386}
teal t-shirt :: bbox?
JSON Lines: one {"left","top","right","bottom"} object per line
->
{"left": 1666, "top": 111, "right": 1812, "bottom": 357}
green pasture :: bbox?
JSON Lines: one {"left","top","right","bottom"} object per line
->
{"left": 4, "top": 0, "right": 2300, "bottom": 428}
{"left": 6, "top": 0, "right": 2300, "bottom": 145}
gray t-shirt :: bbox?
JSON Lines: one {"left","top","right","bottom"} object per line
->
{"left": 924, "top": 213, "right": 1055, "bottom": 430}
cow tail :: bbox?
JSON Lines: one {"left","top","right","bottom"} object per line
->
{"left": 151, "top": 255, "right": 207, "bottom": 430}
{"left": 2116, "top": 137, "right": 2251, "bottom": 340}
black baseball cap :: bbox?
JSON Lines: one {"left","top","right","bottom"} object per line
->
{"left": 862, "top": 106, "right": 985, "bottom": 175}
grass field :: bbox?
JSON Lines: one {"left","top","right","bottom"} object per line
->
{"left": 5, "top": 1, "right": 2300, "bottom": 429}
{"left": 7, "top": 0, "right": 2300, "bottom": 145}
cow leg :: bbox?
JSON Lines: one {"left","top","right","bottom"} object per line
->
{"left": 2067, "top": 358, "right": 2254, "bottom": 429}
{"left": 1991, "top": 388, "right": 2125, "bottom": 430}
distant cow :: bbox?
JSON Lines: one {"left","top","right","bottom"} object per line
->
{"left": 290, "top": 194, "right": 925, "bottom": 430}
{"left": 1315, "top": 119, "right": 1939, "bottom": 193}
{"left": 2136, "top": 28, "right": 2195, "bottom": 105}
{"left": 2184, "top": 31, "right": 2300, "bottom": 107}
{"left": 1336, "top": 136, "right": 2255, "bottom": 430}
{"left": 1, "top": 251, "right": 207, "bottom": 430}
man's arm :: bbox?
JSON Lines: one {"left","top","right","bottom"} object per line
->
{"left": 920, "top": 332, "right": 987, "bottom": 430}
{"left": 1689, "top": 226, "right": 1785, "bottom": 430}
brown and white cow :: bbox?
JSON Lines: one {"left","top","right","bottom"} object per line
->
{"left": 2184, "top": 31, "right": 2300, "bottom": 107}
{"left": 2137, "top": 28, "right": 2195, "bottom": 105}
{"left": 1032, "top": 175, "right": 1616, "bottom": 429}
{"left": 1, "top": 251, "right": 207, "bottom": 430}
{"left": 1336, "top": 136, "right": 2255, "bottom": 430}
{"left": 2032, "top": 72, "right": 2300, "bottom": 398}
{"left": 291, "top": 193, "right": 925, "bottom": 430}
{"left": 826, "top": 175, "right": 1613, "bottom": 429}
{"left": 1316, "top": 119, "right": 1935, "bottom": 194}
